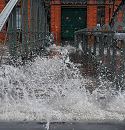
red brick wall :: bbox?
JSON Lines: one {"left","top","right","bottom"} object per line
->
{"left": 0, "top": 0, "right": 5, "bottom": 12}
{"left": 87, "top": 0, "right": 97, "bottom": 29}
{"left": 50, "top": 0, "right": 61, "bottom": 45}
{"left": 0, "top": 0, "right": 5, "bottom": 43}
{"left": 105, "top": 0, "right": 110, "bottom": 24}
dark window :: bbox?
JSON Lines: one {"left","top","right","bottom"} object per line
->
{"left": 97, "top": 0, "right": 105, "bottom": 4}
{"left": 97, "top": 0, "right": 105, "bottom": 25}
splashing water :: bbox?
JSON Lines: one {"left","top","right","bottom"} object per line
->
{"left": 0, "top": 45, "right": 125, "bottom": 122}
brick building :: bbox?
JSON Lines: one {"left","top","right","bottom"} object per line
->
{"left": 0, "top": 0, "right": 123, "bottom": 44}
{"left": 50, "top": 0, "right": 123, "bottom": 44}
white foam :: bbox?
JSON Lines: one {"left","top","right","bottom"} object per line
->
{"left": 0, "top": 45, "right": 125, "bottom": 122}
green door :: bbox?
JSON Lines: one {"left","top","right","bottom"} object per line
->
{"left": 61, "top": 8, "right": 87, "bottom": 41}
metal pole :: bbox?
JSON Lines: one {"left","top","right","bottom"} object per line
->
{"left": 8, "top": 6, "right": 17, "bottom": 59}
{"left": 21, "top": 0, "right": 29, "bottom": 59}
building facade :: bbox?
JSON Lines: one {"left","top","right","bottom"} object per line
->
{"left": 50, "top": 0, "right": 123, "bottom": 44}
{"left": 0, "top": 0, "right": 123, "bottom": 44}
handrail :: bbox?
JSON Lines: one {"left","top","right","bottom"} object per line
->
{"left": 75, "top": 30, "right": 125, "bottom": 34}
{"left": 0, "top": 0, "right": 19, "bottom": 31}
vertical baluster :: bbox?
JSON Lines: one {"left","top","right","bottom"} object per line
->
{"left": 122, "top": 38, "right": 125, "bottom": 91}
{"left": 107, "top": 33, "right": 111, "bottom": 68}
{"left": 30, "top": 0, "right": 35, "bottom": 53}
{"left": 82, "top": 33, "right": 85, "bottom": 53}
{"left": 22, "top": 0, "right": 28, "bottom": 59}
{"left": 111, "top": 34, "right": 116, "bottom": 80}
{"left": 119, "top": 39, "right": 125, "bottom": 91}
{"left": 8, "top": 7, "right": 17, "bottom": 59}
{"left": 84, "top": 33, "right": 88, "bottom": 54}
{"left": 74, "top": 33, "right": 77, "bottom": 48}
{"left": 93, "top": 35, "right": 96, "bottom": 56}
{"left": 100, "top": 33, "right": 105, "bottom": 61}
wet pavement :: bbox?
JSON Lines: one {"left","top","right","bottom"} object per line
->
{"left": 0, "top": 122, "right": 125, "bottom": 130}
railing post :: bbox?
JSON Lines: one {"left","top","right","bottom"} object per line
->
{"left": 99, "top": 33, "right": 104, "bottom": 60}
{"left": 22, "top": 0, "right": 29, "bottom": 59}
{"left": 111, "top": 34, "right": 116, "bottom": 80}
{"left": 119, "top": 39, "right": 125, "bottom": 91}
{"left": 93, "top": 35, "right": 96, "bottom": 56}
{"left": 107, "top": 33, "right": 111, "bottom": 68}
{"left": 8, "top": 6, "right": 17, "bottom": 59}
{"left": 74, "top": 33, "right": 78, "bottom": 48}
{"left": 82, "top": 33, "right": 84, "bottom": 53}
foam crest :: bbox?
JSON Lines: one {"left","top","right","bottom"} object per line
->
{"left": 0, "top": 45, "right": 125, "bottom": 122}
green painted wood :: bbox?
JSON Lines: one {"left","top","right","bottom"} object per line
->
{"left": 61, "top": 8, "right": 87, "bottom": 41}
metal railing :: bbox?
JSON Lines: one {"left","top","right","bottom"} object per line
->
{"left": 0, "top": 0, "right": 51, "bottom": 64}
{"left": 75, "top": 28, "right": 125, "bottom": 90}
